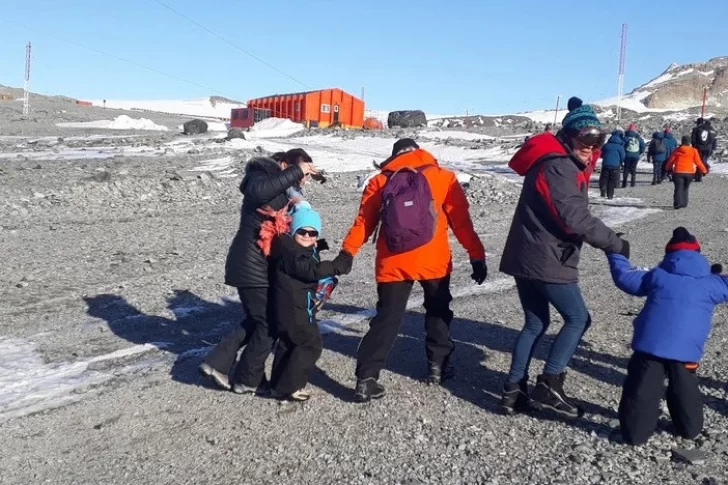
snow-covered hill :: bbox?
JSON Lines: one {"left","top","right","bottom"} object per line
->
{"left": 90, "top": 97, "right": 245, "bottom": 120}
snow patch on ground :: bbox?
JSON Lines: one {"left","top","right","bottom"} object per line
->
{"left": 0, "top": 338, "right": 166, "bottom": 423}
{"left": 418, "top": 131, "right": 496, "bottom": 142}
{"left": 57, "top": 115, "right": 169, "bottom": 131}
{"left": 91, "top": 98, "right": 244, "bottom": 119}
{"left": 248, "top": 118, "right": 305, "bottom": 138}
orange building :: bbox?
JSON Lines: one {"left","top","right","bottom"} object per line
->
{"left": 230, "top": 88, "right": 364, "bottom": 129}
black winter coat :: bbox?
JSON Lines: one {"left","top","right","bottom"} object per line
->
{"left": 224, "top": 157, "right": 304, "bottom": 288}
{"left": 269, "top": 235, "right": 338, "bottom": 331}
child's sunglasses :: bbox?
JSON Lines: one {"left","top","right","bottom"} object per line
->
{"left": 295, "top": 228, "right": 319, "bottom": 238}
{"left": 573, "top": 127, "right": 606, "bottom": 148}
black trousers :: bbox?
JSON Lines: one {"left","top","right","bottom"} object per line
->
{"left": 599, "top": 167, "right": 620, "bottom": 199}
{"left": 355, "top": 276, "right": 454, "bottom": 380}
{"left": 270, "top": 319, "right": 323, "bottom": 395}
{"left": 673, "top": 174, "right": 693, "bottom": 209}
{"left": 619, "top": 351, "right": 703, "bottom": 446}
{"left": 695, "top": 151, "right": 711, "bottom": 182}
{"left": 203, "top": 287, "right": 275, "bottom": 387}
{"left": 622, "top": 158, "right": 639, "bottom": 187}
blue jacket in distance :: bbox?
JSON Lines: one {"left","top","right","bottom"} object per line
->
{"left": 623, "top": 130, "right": 646, "bottom": 158}
{"left": 664, "top": 132, "right": 678, "bottom": 158}
{"left": 601, "top": 131, "right": 626, "bottom": 169}
{"left": 647, "top": 132, "right": 669, "bottom": 164}
{"left": 608, "top": 251, "right": 728, "bottom": 363}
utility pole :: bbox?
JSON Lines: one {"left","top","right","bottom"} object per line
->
{"left": 617, "top": 24, "right": 627, "bottom": 122}
{"left": 553, "top": 95, "right": 561, "bottom": 126}
{"left": 23, "top": 42, "right": 31, "bottom": 116}
{"left": 701, "top": 86, "right": 709, "bottom": 118}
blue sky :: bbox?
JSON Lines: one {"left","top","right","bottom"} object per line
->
{"left": 1, "top": 0, "right": 727, "bottom": 114}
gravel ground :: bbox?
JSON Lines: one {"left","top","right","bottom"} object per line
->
{"left": 2, "top": 102, "right": 728, "bottom": 485}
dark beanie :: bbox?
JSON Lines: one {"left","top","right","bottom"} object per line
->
{"left": 681, "top": 135, "right": 691, "bottom": 146}
{"left": 567, "top": 97, "right": 583, "bottom": 112}
{"left": 392, "top": 138, "right": 419, "bottom": 156}
{"left": 561, "top": 105, "right": 601, "bottom": 133}
{"left": 666, "top": 226, "right": 701, "bottom": 253}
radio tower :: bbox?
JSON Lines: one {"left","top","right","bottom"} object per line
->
{"left": 616, "top": 24, "right": 627, "bottom": 122}
{"left": 23, "top": 42, "right": 31, "bottom": 116}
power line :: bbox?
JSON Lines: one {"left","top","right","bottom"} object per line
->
{"left": 0, "top": 15, "right": 238, "bottom": 99}
{"left": 150, "top": 0, "right": 313, "bottom": 90}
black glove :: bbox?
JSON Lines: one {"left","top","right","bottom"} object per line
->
{"left": 711, "top": 264, "right": 723, "bottom": 275}
{"left": 470, "top": 260, "right": 487, "bottom": 285}
{"left": 316, "top": 238, "right": 330, "bottom": 252}
{"left": 332, "top": 251, "right": 353, "bottom": 275}
{"left": 618, "top": 239, "right": 630, "bottom": 259}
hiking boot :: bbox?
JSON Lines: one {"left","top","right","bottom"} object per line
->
{"left": 272, "top": 389, "right": 311, "bottom": 402}
{"left": 424, "top": 363, "right": 454, "bottom": 386}
{"left": 232, "top": 376, "right": 270, "bottom": 396}
{"left": 198, "top": 362, "right": 231, "bottom": 390}
{"left": 500, "top": 379, "right": 531, "bottom": 415}
{"left": 354, "top": 378, "right": 385, "bottom": 403}
{"left": 531, "top": 372, "right": 583, "bottom": 418}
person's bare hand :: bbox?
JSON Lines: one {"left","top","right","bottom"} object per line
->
{"left": 300, "top": 162, "right": 319, "bottom": 176}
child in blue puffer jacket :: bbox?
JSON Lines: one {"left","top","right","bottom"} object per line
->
{"left": 607, "top": 227, "right": 728, "bottom": 445}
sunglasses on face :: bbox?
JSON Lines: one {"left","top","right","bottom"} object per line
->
{"left": 573, "top": 127, "right": 606, "bottom": 148}
{"left": 295, "top": 228, "right": 319, "bottom": 238}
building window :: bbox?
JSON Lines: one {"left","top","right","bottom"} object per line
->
{"left": 321, "top": 104, "right": 331, "bottom": 113}
{"left": 294, "top": 102, "right": 300, "bottom": 112}
{"left": 334, "top": 105, "right": 339, "bottom": 113}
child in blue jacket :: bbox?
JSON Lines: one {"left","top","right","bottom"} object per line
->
{"left": 607, "top": 227, "right": 728, "bottom": 445}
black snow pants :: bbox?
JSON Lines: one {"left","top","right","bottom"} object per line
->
{"left": 599, "top": 167, "right": 620, "bottom": 199}
{"left": 355, "top": 276, "right": 454, "bottom": 380}
{"left": 695, "top": 150, "right": 711, "bottom": 182}
{"left": 673, "top": 173, "right": 693, "bottom": 209}
{"left": 619, "top": 351, "right": 703, "bottom": 446}
{"left": 203, "top": 287, "right": 275, "bottom": 388}
{"left": 270, "top": 319, "right": 323, "bottom": 396}
{"left": 622, "top": 158, "right": 639, "bottom": 187}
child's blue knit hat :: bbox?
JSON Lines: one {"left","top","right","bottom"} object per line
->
{"left": 290, "top": 206, "right": 322, "bottom": 235}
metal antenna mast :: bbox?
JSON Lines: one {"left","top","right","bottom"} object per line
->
{"left": 617, "top": 24, "right": 627, "bottom": 122}
{"left": 23, "top": 42, "right": 31, "bottom": 116}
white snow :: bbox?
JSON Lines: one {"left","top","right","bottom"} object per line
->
{"left": 0, "top": 338, "right": 166, "bottom": 422}
{"left": 418, "top": 131, "right": 495, "bottom": 142}
{"left": 91, "top": 98, "right": 244, "bottom": 119}
{"left": 642, "top": 72, "right": 675, "bottom": 89}
{"left": 599, "top": 206, "right": 661, "bottom": 227}
{"left": 247, "top": 117, "right": 304, "bottom": 138}
{"left": 518, "top": 109, "right": 565, "bottom": 124}
{"left": 56, "top": 115, "right": 169, "bottom": 131}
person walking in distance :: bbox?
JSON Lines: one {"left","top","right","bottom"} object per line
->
{"left": 342, "top": 138, "right": 487, "bottom": 402}
{"left": 662, "top": 127, "right": 679, "bottom": 182}
{"left": 499, "top": 100, "right": 629, "bottom": 417}
{"left": 691, "top": 118, "right": 717, "bottom": 182}
{"left": 646, "top": 131, "right": 669, "bottom": 185}
{"left": 622, "top": 124, "right": 646, "bottom": 188}
{"left": 664, "top": 136, "right": 708, "bottom": 210}
{"left": 599, "top": 129, "right": 626, "bottom": 199}
{"left": 199, "top": 149, "right": 319, "bottom": 392}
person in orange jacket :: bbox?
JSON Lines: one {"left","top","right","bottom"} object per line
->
{"left": 665, "top": 136, "right": 708, "bottom": 209}
{"left": 342, "top": 138, "right": 487, "bottom": 402}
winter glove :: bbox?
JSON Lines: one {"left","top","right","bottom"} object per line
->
{"left": 470, "top": 259, "right": 487, "bottom": 285}
{"left": 332, "top": 250, "right": 354, "bottom": 275}
{"left": 711, "top": 264, "right": 723, "bottom": 275}
{"left": 316, "top": 238, "right": 330, "bottom": 252}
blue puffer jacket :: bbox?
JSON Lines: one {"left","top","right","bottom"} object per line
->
{"left": 608, "top": 251, "right": 728, "bottom": 363}
{"left": 647, "top": 132, "right": 669, "bottom": 164}
{"left": 600, "top": 131, "right": 626, "bottom": 169}
{"left": 664, "top": 132, "right": 678, "bottom": 158}
{"left": 623, "top": 130, "right": 646, "bottom": 159}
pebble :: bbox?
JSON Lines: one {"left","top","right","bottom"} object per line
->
{"left": 672, "top": 449, "right": 707, "bottom": 465}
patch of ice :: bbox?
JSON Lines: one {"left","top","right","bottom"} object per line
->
{"left": 56, "top": 115, "right": 169, "bottom": 131}
{"left": 0, "top": 338, "right": 167, "bottom": 423}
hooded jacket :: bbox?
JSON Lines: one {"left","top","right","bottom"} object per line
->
{"left": 691, "top": 121, "right": 718, "bottom": 154}
{"left": 608, "top": 251, "right": 728, "bottom": 362}
{"left": 342, "top": 148, "right": 485, "bottom": 283}
{"left": 664, "top": 131, "right": 678, "bottom": 158}
{"left": 647, "top": 132, "right": 669, "bottom": 164}
{"left": 224, "top": 157, "right": 304, "bottom": 288}
{"left": 623, "top": 130, "right": 646, "bottom": 159}
{"left": 665, "top": 145, "right": 708, "bottom": 175}
{"left": 600, "top": 131, "right": 626, "bottom": 169}
{"left": 500, "top": 133, "right": 623, "bottom": 284}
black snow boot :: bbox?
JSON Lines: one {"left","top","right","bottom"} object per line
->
{"left": 354, "top": 377, "right": 385, "bottom": 403}
{"left": 500, "top": 379, "right": 531, "bottom": 415}
{"left": 531, "top": 372, "right": 583, "bottom": 418}
{"left": 424, "top": 360, "right": 454, "bottom": 386}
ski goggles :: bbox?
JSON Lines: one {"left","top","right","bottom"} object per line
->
{"left": 572, "top": 127, "right": 607, "bottom": 148}
{"left": 295, "top": 228, "right": 319, "bottom": 238}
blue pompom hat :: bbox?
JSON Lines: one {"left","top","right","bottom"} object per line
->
{"left": 561, "top": 104, "right": 601, "bottom": 133}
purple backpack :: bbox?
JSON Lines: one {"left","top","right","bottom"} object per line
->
{"left": 375, "top": 166, "right": 437, "bottom": 253}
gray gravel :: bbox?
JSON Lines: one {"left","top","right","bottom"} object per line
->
{"left": 2, "top": 96, "right": 728, "bottom": 485}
